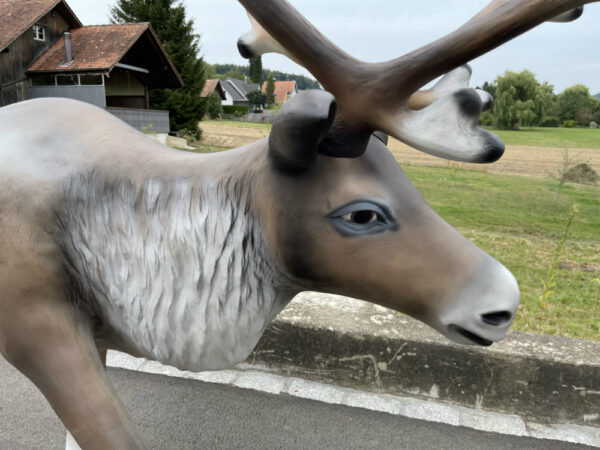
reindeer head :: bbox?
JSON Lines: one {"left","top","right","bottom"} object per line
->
{"left": 235, "top": 0, "right": 593, "bottom": 346}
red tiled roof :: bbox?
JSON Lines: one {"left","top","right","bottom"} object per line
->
{"left": 0, "top": 0, "right": 81, "bottom": 51}
{"left": 262, "top": 80, "right": 297, "bottom": 104}
{"left": 201, "top": 79, "right": 220, "bottom": 97}
{"left": 28, "top": 23, "right": 150, "bottom": 72}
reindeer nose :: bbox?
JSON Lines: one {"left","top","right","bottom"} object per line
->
{"left": 440, "top": 255, "right": 520, "bottom": 346}
{"left": 481, "top": 310, "right": 513, "bottom": 326}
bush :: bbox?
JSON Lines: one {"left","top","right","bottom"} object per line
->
{"left": 540, "top": 116, "right": 560, "bottom": 127}
{"left": 563, "top": 120, "right": 578, "bottom": 128}
{"left": 590, "top": 121, "right": 598, "bottom": 129}
{"left": 206, "top": 92, "right": 223, "bottom": 119}
{"left": 479, "top": 110, "right": 495, "bottom": 127}
{"left": 223, "top": 105, "right": 248, "bottom": 117}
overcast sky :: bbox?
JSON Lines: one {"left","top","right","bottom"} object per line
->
{"left": 68, "top": 0, "right": 600, "bottom": 95}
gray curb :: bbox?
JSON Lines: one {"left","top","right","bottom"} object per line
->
{"left": 248, "top": 293, "right": 600, "bottom": 427}
{"left": 108, "top": 292, "right": 600, "bottom": 447}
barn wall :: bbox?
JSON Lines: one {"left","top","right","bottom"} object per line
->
{"left": 29, "top": 85, "right": 107, "bottom": 108}
{"left": 0, "top": 9, "right": 71, "bottom": 107}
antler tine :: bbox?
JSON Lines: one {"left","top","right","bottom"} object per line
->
{"left": 238, "top": 0, "right": 597, "bottom": 162}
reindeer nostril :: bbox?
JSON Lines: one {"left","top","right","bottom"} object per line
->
{"left": 481, "top": 311, "right": 512, "bottom": 326}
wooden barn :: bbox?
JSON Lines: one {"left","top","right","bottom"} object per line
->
{"left": 0, "top": 0, "right": 183, "bottom": 133}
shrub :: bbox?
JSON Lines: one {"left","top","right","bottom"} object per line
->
{"left": 479, "top": 110, "right": 495, "bottom": 127}
{"left": 206, "top": 92, "right": 223, "bottom": 119}
{"left": 563, "top": 120, "right": 578, "bottom": 128}
{"left": 540, "top": 116, "right": 560, "bottom": 127}
{"left": 223, "top": 105, "right": 248, "bottom": 117}
{"left": 590, "top": 121, "right": 598, "bottom": 129}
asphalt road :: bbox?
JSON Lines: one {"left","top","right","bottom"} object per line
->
{"left": 0, "top": 357, "right": 595, "bottom": 450}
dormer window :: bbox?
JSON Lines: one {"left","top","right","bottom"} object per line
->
{"left": 33, "top": 25, "right": 46, "bottom": 42}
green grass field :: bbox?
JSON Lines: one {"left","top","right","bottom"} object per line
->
{"left": 489, "top": 127, "right": 600, "bottom": 148}
{"left": 193, "top": 120, "right": 600, "bottom": 340}
{"left": 404, "top": 165, "right": 600, "bottom": 341}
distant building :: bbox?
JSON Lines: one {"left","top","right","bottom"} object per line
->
{"left": 262, "top": 80, "right": 298, "bottom": 105}
{"left": 200, "top": 79, "right": 227, "bottom": 101}
{"left": 0, "top": 0, "right": 183, "bottom": 132}
{"left": 220, "top": 77, "right": 260, "bottom": 108}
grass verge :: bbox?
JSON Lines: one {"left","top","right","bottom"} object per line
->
{"left": 404, "top": 165, "right": 600, "bottom": 341}
{"left": 202, "top": 120, "right": 272, "bottom": 130}
{"left": 187, "top": 144, "right": 230, "bottom": 153}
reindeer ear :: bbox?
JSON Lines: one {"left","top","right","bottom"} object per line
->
{"left": 269, "top": 90, "right": 337, "bottom": 173}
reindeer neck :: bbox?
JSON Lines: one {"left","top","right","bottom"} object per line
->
{"left": 58, "top": 166, "right": 297, "bottom": 371}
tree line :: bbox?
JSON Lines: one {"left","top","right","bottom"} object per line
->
{"left": 479, "top": 70, "right": 600, "bottom": 129}
{"left": 208, "top": 63, "right": 321, "bottom": 91}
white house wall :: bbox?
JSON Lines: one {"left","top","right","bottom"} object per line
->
{"left": 222, "top": 90, "right": 234, "bottom": 106}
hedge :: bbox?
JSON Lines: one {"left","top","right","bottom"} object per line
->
{"left": 223, "top": 105, "right": 248, "bottom": 116}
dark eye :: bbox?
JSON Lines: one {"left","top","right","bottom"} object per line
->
{"left": 342, "top": 210, "right": 381, "bottom": 225}
{"left": 327, "top": 200, "right": 398, "bottom": 236}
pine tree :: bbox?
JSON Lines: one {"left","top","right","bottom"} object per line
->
{"left": 110, "top": 0, "right": 206, "bottom": 137}
{"left": 249, "top": 56, "right": 263, "bottom": 84}
{"left": 265, "top": 73, "right": 276, "bottom": 108}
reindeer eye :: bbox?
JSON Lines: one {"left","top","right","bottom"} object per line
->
{"left": 328, "top": 200, "right": 398, "bottom": 237}
{"left": 342, "top": 210, "right": 380, "bottom": 225}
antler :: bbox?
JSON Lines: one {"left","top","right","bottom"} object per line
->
{"left": 238, "top": 0, "right": 596, "bottom": 163}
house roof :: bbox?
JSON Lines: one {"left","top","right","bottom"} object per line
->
{"left": 0, "top": 0, "right": 82, "bottom": 52}
{"left": 201, "top": 79, "right": 226, "bottom": 100}
{"left": 222, "top": 77, "right": 260, "bottom": 102}
{"left": 262, "top": 80, "right": 297, "bottom": 104}
{"left": 29, "top": 23, "right": 147, "bottom": 72}
{"left": 27, "top": 23, "right": 183, "bottom": 88}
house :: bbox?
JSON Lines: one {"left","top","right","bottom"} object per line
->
{"left": 262, "top": 80, "right": 298, "bottom": 105}
{"left": 0, "top": 0, "right": 183, "bottom": 133}
{"left": 200, "top": 79, "right": 226, "bottom": 102}
{"left": 220, "top": 77, "right": 260, "bottom": 108}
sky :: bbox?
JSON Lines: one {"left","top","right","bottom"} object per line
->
{"left": 68, "top": 0, "right": 600, "bottom": 95}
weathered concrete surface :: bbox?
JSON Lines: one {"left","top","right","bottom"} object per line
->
{"left": 248, "top": 292, "right": 600, "bottom": 427}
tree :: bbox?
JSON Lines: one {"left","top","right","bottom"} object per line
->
{"left": 249, "top": 56, "right": 263, "bottom": 84}
{"left": 246, "top": 90, "right": 269, "bottom": 111}
{"left": 110, "top": 0, "right": 207, "bottom": 137}
{"left": 221, "top": 69, "right": 246, "bottom": 81}
{"left": 533, "top": 82, "right": 556, "bottom": 123}
{"left": 212, "top": 64, "right": 321, "bottom": 90}
{"left": 575, "top": 107, "right": 593, "bottom": 127}
{"left": 204, "top": 63, "right": 218, "bottom": 80}
{"left": 556, "top": 84, "right": 597, "bottom": 125}
{"left": 481, "top": 81, "right": 496, "bottom": 98}
{"left": 493, "top": 70, "right": 541, "bottom": 129}
{"left": 206, "top": 91, "right": 223, "bottom": 119}
{"left": 265, "top": 73, "right": 276, "bottom": 108}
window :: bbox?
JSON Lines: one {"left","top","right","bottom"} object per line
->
{"left": 56, "top": 75, "right": 77, "bottom": 85}
{"left": 33, "top": 25, "right": 46, "bottom": 42}
{"left": 30, "top": 75, "right": 55, "bottom": 86}
{"left": 79, "top": 75, "right": 103, "bottom": 86}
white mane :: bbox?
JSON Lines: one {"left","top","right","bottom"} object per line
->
{"left": 59, "top": 172, "right": 294, "bottom": 371}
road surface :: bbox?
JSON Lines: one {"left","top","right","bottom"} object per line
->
{"left": 0, "top": 357, "right": 594, "bottom": 449}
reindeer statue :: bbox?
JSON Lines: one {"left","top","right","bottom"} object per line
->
{"left": 0, "top": 1, "right": 594, "bottom": 448}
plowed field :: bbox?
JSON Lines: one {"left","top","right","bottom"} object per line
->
{"left": 200, "top": 123, "right": 600, "bottom": 179}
